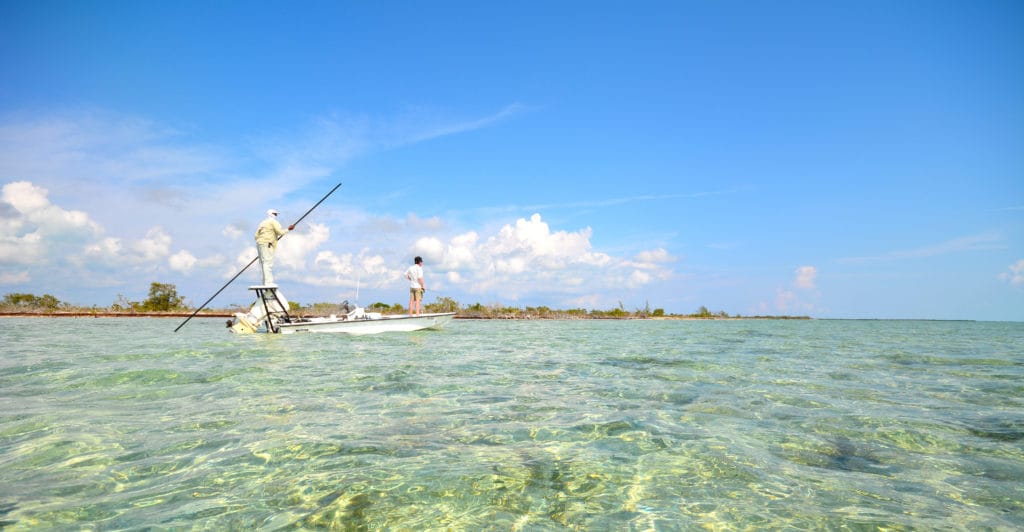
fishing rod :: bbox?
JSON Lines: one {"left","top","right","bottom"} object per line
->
{"left": 173, "top": 182, "right": 343, "bottom": 332}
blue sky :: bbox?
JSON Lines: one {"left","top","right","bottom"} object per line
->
{"left": 1, "top": 1, "right": 1021, "bottom": 320}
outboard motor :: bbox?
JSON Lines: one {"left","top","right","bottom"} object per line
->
{"left": 229, "top": 287, "right": 290, "bottom": 333}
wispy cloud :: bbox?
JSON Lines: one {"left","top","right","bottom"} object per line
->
{"left": 245, "top": 103, "right": 528, "bottom": 194}
{"left": 1, "top": 103, "right": 525, "bottom": 194}
{"left": 0, "top": 103, "right": 528, "bottom": 231}
{"left": 839, "top": 233, "right": 1003, "bottom": 263}
{"left": 451, "top": 187, "right": 750, "bottom": 217}
{"left": 528, "top": 188, "right": 747, "bottom": 210}
{"left": 0, "top": 109, "right": 229, "bottom": 184}
{"left": 404, "top": 103, "right": 529, "bottom": 144}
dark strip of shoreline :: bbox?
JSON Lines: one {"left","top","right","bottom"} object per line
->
{"left": 0, "top": 312, "right": 234, "bottom": 318}
{"left": 0, "top": 312, "right": 810, "bottom": 321}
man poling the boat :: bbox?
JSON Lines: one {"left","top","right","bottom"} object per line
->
{"left": 255, "top": 209, "right": 295, "bottom": 286}
{"left": 174, "top": 183, "right": 342, "bottom": 332}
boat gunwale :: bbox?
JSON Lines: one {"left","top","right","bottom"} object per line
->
{"left": 281, "top": 311, "right": 456, "bottom": 325}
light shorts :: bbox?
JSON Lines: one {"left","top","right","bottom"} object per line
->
{"left": 410, "top": 288, "right": 424, "bottom": 301}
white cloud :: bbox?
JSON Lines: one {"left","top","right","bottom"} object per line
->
{"left": 168, "top": 249, "right": 225, "bottom": 274}
{"left": 0, "top": 231, "right": 44, "bottom": 265}
{"left": 417, "top": 213, "right": 671, "bottom": 300}
{"left": 565, "top": 293, "right": 602, "bottom": 310}
{"left": 628, "top": 270, "right": 652, "bottom": 287}
{"left": 764, "top": 266, "right": 821, "bottom": 315}
{"left": 313, "top": 250, "right": 354, "bottom": 276}
{"left": 2, "top": 181, "right": 101, "bottom": 236}
{"left": 306, "top": 248, "right": 395, "bottom": 291}
{"left": 169, "top": 250, "right": 198, "bottom": 273}
{"left": 275, "top": 223, "right": 331, "bottom": 271}
{"left": 999, "top": 259, "right": 1024, "bottom": 287}
{"left": 270, "top": 211, "right": 672, "bottom": 306}
{"left": 3, "top": 181, "right": 49, "bottom": 212}
{"left": 443, "top": 232, "right": 479, "bottom": 270}
{"left": 359, "top": 253, "right": 390, "bottom": 278}
{"left": 0, "top": 271, "right": 30, "bottom": 284}
{"left": 0, "top": 180, "right": 231, "bottom": 287}
{"left": 406, "top": 213, "right": 444, "bottom": 230}
{"left": 88, "top": 237, "right": 124, "bottom": 254}
{"left": 482, "top": 213, "right": 598, "bottom": 272}
{"left": 635, "top": 248, "right": 674, "bottom": 264}
{"left": 447, "top": 213, "right": 597, "bottom": 293}
{"left": 0, "top": 181, "right": 102, "bottom": 265}
{"left": 412, "top": 236, "right": 445, "bottom": 261}
{"left": 794, "top": 265, "right": 817, "bottom": 289}
{"left": 222, "top": 225, "right": 244, "bottom": 240}
{"left": 230, "top": 248, "right": 258, "bottom": 276}
{"left": 132, "top": 227, "right": 172, "bottom": 262}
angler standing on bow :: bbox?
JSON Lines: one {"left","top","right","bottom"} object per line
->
{"left": 405, "top": 256, "right": 426, "bottom": 315}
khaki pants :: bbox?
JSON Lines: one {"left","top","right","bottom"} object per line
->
{"left": 257, "top": 242, "right": 276, "bottom": 285}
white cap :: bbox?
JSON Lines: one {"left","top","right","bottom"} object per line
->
{"left": 267, "top": 209, "right": 279, "bottom": 217}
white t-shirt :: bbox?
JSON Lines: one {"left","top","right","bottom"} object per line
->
{"left": 405, "top": 264, "right": 423, "bottom": 289}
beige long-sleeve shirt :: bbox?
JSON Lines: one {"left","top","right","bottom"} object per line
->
{"left": 254, "top": 217, "right": 287, "bottom": 245}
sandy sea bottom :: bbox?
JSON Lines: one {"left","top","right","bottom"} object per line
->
{"left": 0, "top": 317, "right": 1022, "bottom": 529}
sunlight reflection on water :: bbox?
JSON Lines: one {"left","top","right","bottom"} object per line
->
{"left": 1, "top": 317, "right": 1022, "bottom": 529}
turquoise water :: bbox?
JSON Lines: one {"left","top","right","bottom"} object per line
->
{"left": 1, "top": 317, "right": 1022, "bottom": 530}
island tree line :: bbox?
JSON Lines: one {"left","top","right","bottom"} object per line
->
{"left": 1, "top": 283, "right": 809, "bottom": 320}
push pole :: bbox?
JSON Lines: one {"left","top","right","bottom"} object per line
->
{"left": 173, "top": 183, "right": 342, "bottom": 332}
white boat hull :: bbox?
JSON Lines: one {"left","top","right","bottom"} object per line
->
{"left": 227, "top": 285, "right": 455, "bottom": 335}
{"left": 276, "top": 312, "right": 456, "bottom": 335}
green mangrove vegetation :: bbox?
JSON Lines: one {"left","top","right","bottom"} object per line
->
{"left": 2, "top": 285, "right": 811, "bottom": 320}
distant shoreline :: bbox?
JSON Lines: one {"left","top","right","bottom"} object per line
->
{"left": 3, "top": 313, "right": 994, "bottom": 322}
{"left": 0, "top": 311, "right": 234, "bottom": 318}
{"left": 0, "top": 311, "right": 808, "bottom": 321}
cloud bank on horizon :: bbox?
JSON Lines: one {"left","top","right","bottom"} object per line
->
{"left": 0, "top": 1, "right": 1021, "bottom": 320}
{"left": 0, "top": 174, "right": 676, "bottom": 312}
{"left": 0, "top": 108, "right": 679, "bottom": 311}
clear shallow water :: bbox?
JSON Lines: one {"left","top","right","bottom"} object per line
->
{"left": 1, "top": 317, "right": 1022, "bottom": 530}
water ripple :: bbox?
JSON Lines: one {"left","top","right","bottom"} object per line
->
{"left": 0, "top": 317, "right": 1022, "bottom": 529}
